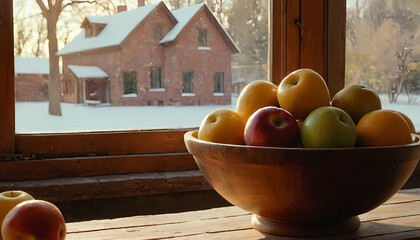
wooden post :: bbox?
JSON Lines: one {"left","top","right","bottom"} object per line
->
{"left": 0, "top": 0, "right": 15, "bottom": 156}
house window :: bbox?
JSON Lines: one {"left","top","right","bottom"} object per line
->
{"left": 123, "top": 72, "right": 137, "bottom": 95}
{"left": 198, "top": 28, "right": 207, "bottom": 47}
{"left": 150, "top": 66, "right": 163, "bottom": 89}
{"left": 183, "top": 71, "right": 194, "bottom": 93}
{"left": 154, "top": 23, "right": 165, "bottom": 40}
{"left": 214, "top": 72, "right": 224, "bottom": 93}
{"left": 85, "top": 27, "right": 93, "bottom": 38}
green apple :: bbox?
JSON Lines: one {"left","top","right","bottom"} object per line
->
{"left": 0, "top": 190, "right": 34, "bottom": 240}
{"left": 300, "top": 106, "right": 357, "bottom": 148}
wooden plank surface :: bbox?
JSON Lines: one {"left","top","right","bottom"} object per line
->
{"left": 0, "top": 153, "right": 197, "bottom": 181}
{"left": 66, "top": 188, "right": 420, "bottom": 240}
{"left": 16, "top": 128, "right": 195, "bottom": 158}
{"left": 0, "top": 170, "right": 210, "bottom": 203}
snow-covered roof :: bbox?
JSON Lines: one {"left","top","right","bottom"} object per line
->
{"left": 14, "top": 56, "right": 63, "bottom": 75}
{"left": 57, "top": 1, "right": 239, "bottom": 55}
{"left": 159, "top": 3, "right": 203, "bottom": 44}
{"left": 57, "top": 2, "right": 160, "bottom": 55}
{"left": 15, "top": 56, "right": 49, "bottom": 74}
{"left": 68, "top": 65, "right": 109, "bottom": 78}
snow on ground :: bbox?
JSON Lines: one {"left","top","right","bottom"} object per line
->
{"left": 15, "top": 93, "right": 420, "bottom": 133}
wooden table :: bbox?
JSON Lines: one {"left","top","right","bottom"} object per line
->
{"left": 66, "top": 188, "right": 420, "bottom": 239}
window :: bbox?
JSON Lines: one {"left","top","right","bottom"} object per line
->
{"left": 183, "top": 71, "right": 194, "bottom": 93}
{"left": 85, "top": 27, "right": 93, "bottom": 38}
{"left": 150, "top": 66, "right": 163, "bottom": 89}
{"left": 154, "top": 23, "right": 165, "bottom": 40}
{"left": 214, "top": 72, "right": 224, "bottom": 93}
{"left": 123, "top": 72, "right": 137, "bottom": 95}
{"left": 1, "top": 0, "right": 345, "bottom": 185}
{"left": 345, "top": 0, "right": 419, "bottom": 130}
{"left": 198, "top": 28, "right": 207, "bottom": 47}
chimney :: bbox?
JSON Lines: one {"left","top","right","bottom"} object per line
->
{"left": 138, "top": 0, "right": 145, "bottom": 7}
{"left": 117, "top": 5, "right": 127, "bottom": 13}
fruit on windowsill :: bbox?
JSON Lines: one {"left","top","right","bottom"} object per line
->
{"left": 1, "top": 200, "right": 66, "bottom": 240}
{"left": 0, "top": 190, "right": 34, "bottom": 240}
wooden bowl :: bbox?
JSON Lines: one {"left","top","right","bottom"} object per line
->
{"left": 184, "top": 130, "right": 420, "bottom": 237}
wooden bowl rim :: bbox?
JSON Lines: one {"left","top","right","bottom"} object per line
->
{"left": 185, "top": 130, "right": 420, "bottom": 152}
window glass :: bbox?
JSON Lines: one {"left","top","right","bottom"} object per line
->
{"left": 150, "top": 66, "right": 164, "bottom": 89}
{"left": 154, "top": 23, "right": 165, "bottom": 40}
{"left": 346, "top": 0, "right": 420, "bottom": 130}
{"left": 123, "top": 72, "right": 137, "bottom": 95}
{"left": 214, "top": 72, "right": 225, "bottom": 93}
{"left": 14, "top": 0, "right": 268, "bottom": 132}
{"left": 198, "top": 28, "right": 208, "bottom": 47}
{"left": 183, "top": 71, "right": 194, "bottom": 93}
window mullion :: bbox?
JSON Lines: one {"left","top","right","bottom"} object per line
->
{"left": 0, "top": 0, "right": 16, "bottom": 156}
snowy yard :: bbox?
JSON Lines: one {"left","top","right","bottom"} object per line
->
{"left": 15, "top": 93, "right": 420, "bottom": 133}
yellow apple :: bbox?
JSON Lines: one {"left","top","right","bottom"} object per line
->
{"left": 332, "top": 84, "right": 382, "bottom": 124}
{"left": 277, "top": 69, "right": 331, "bottom": 120}
{"left": 0, "top": 190, "right": 34, "bottom": 240}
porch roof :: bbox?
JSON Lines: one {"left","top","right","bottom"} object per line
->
{"left": 68, "top": 65, "right": 109, "bottom": 78}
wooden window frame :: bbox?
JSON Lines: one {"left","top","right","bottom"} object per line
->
{"left": 0, "top": 0, "right": 345, "bottom": 182}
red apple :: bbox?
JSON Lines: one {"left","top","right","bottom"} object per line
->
{"left": 0, "top": 190, "right": 34, "bottom": 240}
{"left": 244, "top": 106, "right": 300, "bottom": 147}
{"left": 1, "top": 200, "right": 66, "bottom": 240}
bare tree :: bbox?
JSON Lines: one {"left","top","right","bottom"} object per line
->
{"left": 32, "top": 18, "right": 47, "bottom": 57}
{"left": 14, "top": 23, "right": 33, "bottom": 56}
{"left": 35, "top": 0, "right": 97, "bottom": 116}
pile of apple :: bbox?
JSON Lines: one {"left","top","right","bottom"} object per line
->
{"left": 198, "top": 68, "right": 415, "bottom": 148}
{"left": 0, "top": 190, "right": 66, "bottom": 240}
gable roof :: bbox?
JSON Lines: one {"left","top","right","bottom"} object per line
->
{"left": 57, "top": 2, "right": 162, "bottom": 56}
{"left": 57, "top": 1, "right": 239, "bottom": 56}
{"left": 68, "top": 65, "right": 109, "bottom": 78}
{"left": 160, "top": 3, "right": 240, "bottom": 53}
{"left": 159, "top": 3, "right": 203, "bottom": 44}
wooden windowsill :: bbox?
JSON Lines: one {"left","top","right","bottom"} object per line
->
{"left": 0, "top": 170, "right": 211, "bottom": 203}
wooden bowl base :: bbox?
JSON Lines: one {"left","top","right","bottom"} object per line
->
{"left": 251, "top": 214, "right": 360, "bottom": 237}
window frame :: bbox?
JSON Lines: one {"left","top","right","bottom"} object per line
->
{"left": 0, "top": 0, "right": 345, "bottom": 182}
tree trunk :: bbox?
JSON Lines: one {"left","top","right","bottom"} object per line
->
{"left": 46, "top": 17, "right": 62, "bottom": 116}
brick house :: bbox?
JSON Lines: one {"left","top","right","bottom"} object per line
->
{"left": 57, "top": 1, "right": 239, "bottom": 106}
{"left": 14, "top": 57, "right": 50, "bottom": 101}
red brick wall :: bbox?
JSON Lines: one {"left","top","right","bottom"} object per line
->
{"left": 61, "top": 5, "right": 234, "bottom": 106}
{"left": 15, "top": 74, "right": 48, "bottom": 101}
{"left": 62, "top": 47, "right": 118, "bottom": 104}
{"left": 163, "top": 8, "right": 232, "bottom": 106}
